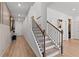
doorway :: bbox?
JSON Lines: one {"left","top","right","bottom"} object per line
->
{"left": 68, "top": 19, "right": 71, "bottom": 39}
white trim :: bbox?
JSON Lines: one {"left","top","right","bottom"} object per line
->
{"left": 31, "top": 30, "right": 43, "bottom": 57}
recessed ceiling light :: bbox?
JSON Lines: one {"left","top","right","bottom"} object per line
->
{"left": 18, "top": 3, "right": 21, "bottom": 7}
{"left": 72, "top": 8, "right": 76, "bottom": 11}
{"left": 18, "top": 14, "right": 21, "bottom": 16}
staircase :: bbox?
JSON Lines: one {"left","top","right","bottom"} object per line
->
{"left": 32, "top": 16, "right": 63, "bottom": 57}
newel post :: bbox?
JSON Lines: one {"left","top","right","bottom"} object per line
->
{"left": 61, "top": 30, "right": 63, "bottom": 55}
{"left": 43, "top": 29, "right": 46, "bottom": 57}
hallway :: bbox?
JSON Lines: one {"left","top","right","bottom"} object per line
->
{"left": 3, "top": 36, "right": 36, "bottom": 57}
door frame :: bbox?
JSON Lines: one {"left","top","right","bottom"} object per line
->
{"left": 68, "top": 19, "right": 71, "bottom": 39}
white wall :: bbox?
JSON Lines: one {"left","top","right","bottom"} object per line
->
{"left": 29, "top": 2, "right": 43, "bottom": 29}
{"left": 47, "top": 8, "right": 69, "bottom": 40}
{"left": 2, "top": 3, "right": 10, "bottom": 25}
{"left": 27, "top": 2, "right": 47, "bottom": 30}
{"left": 22, "top": 2, "right": 43, "bottom": 57}
{"left": 22, "top": 17, "right": 42, "bottom": 56}
{"left": 41, "top": 3, "right": 47, "bottom": 30}
{"left": 0, "top": 3, "right": 11, "bottom": 56}
{"left": 15, "top": 2, "right": 47, "bottom": 56}
{"left": 15, "top": 21, "right": 23, "bottom": 36}
{"left": 71, "top": 16, "right": 79, "bottom": 39}
{"left": 0, "top": 24, "right": 11, "bottom": 56}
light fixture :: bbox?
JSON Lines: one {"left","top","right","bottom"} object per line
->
{"left": 18, "top": 3, "right": 21, "bottom": 7}
{"left": 72, "top": 8, "right": 76, "bottom": 11}
{"left": 18, "top": 14, "right": 21, "bottom": 16}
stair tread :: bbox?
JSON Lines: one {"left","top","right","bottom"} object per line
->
{"left": 41, "top": 41, "right": 53, "bottom": 47}
{"left": 32, "top": 27, "right": 38, "bottom": 28}
{"left": 32, "top": 28, "right": 40, "bottom": 31}
{"left": 46, "top": 45, "right": 55, "bottom": 50}
{"left": 47, "top": 50, "right": 60, "bottom": 57}
{"left": 39, "top": 40, "right": 51, "bottom": 44}
{"left": 37, "top": 37, "right": 50, "bottom": 42}
{"left": 33, "top": 31, "right": 42, "bottom": 34}
{"left": 35, "top": 34, "right": 43, "bottom": 36}
{"left": 46, "top": 47, "right": 59, "bottom": 56}
{"left": 38, "top": 41, "right": 55, "bottom": 51}
{"left": 35, "top": 33, "right": 42, "bottom": 35}
{"left": 33, "top": 30, "right": 41, "bottom": 32}
{"left": 36, "top": 37, "right": 43, "bottom": 40}
{"left": 39, "top": 45, "right": 55, "bottom": 51}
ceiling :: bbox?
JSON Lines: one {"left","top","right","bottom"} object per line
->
{"left": 6, "top": 2, "right": 79, "bottom": 22}
{"left": 6, "top": 2, "right": 34, "bottom": 22}
{"left": 48, "top": 2, "right": 79, "bottom": 16}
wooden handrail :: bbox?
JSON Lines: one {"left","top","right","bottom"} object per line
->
{"left": 43, "top": 30, "right": 46, "bottom": 57}
{"left": 32, "top": 17, "right": 44, "bottom": 35}
{"left": 32, "top": 16, "right": 46, "bottom": 57}
{"left": 32, "top": 16, "right": 63, "bottom": 56}
{"left": 61, "top": 30, "right": 63, "bottom": 55}
{"left": 47, "top": 20, "right": 63, "bottom": 55}
{"left": 47, "top": 21, "right": 62, "bottom": 33}
{"left": 37, "top": 16, "right": 41, "bottom": 20}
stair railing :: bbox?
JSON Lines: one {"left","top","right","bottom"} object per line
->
{"left": 47, "top": 21, "right": 63, "bottom": 55}
{"left": 32, "top": 16, "right": 46, "bottom": 57}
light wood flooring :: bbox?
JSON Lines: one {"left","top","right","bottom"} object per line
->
{"left": 3, "top": 36, "right": 36, "bottom": 57}
{"left": 62, "top": 39, "right": 79, "bottom": 57}
{"left": 3, "top": 37, "right": 79, "bottom": 57}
